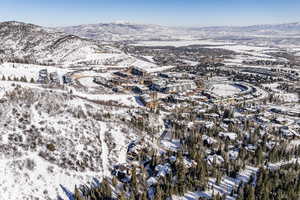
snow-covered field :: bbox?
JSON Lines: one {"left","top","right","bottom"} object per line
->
{"left": 74, "top": 91, "right": 141, "bottom": 107}
{"left": 131, "top": 59, "right": 175, "bottom": 73}
{"left": 130, "top": 39, "right": 233, "bottom": 47}
{"left": 211, "top": 84, "right": 242, "bottom": 97}
{"left": 0, "top": 63, "right": 70, "bottom": 82}
{"left": 77, "top": 77, "right": 101, "bottom": 88}
{"left": 132, "top": 40, "right": 279, "bottom": 61}
{"left": 207, "top": 44, "right": 273, "bottom": 54}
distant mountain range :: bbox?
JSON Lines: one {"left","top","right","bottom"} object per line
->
{"left": 54, "top": 22, "right": 186, "bottom": 41}
{"left": 0, "top": 21, "right": 300, "bottom": 66}
{"left": 190, "top": 22, "right": 300, "bottom": 32}
{"left": 54, "top": 21, "right": 300, "bottom": 46}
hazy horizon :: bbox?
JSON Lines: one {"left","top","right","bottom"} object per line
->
{"left": 1, "top": 19, "right": 300, "bottom": 29}
{"left": 0, "top": 0, "right": 299, "bottom": 27}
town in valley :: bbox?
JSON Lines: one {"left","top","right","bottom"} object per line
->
{"left": 0, "top": 3, "right": 300, "bottom": 200}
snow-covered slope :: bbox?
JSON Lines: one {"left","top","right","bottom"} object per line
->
{"left": 0, "top": 85, "right": 141, "bottom": 199}
{"left": 0, "top": 21, "right": 120, "bottom": 65}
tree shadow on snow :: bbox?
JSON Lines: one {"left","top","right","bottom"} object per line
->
{"left": 92, "top": 177, "right": 101, "bottom": 187}
{"left": 59, "top": 184, "right": 74, "bottom": 200}
{"left": 58, "top": 177, "right": 103, "bottom": 200}
{"left": 134, "top": 96, "right": 144, "bottom": 106}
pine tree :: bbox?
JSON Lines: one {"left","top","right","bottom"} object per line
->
{"left": 23, "top": 76, "right": 28, "bottom": 82}
{"left": 213, "top": 193, "right": 222, "bottom": 200}
{"left": 119, "top": 191, "right": 127, "bottom": 200}
{"left": 112, "top": 177, "right": 118, "bottom": 187}
{"left": 222, "top": 193, "right": 227, "bottom": 200}
{"left": 74, "top": 186, "right": 84, "bottom": 200}
{"left": 100, "top": 178, "right": 112, "bottom": 199}
{"left": 255, "top": 146, "right": 264, "bottom": 166}
{"left": 141, "top": 192, "right": 148, "bottom": 200}
{"left": 244, "top": 185, "right": 255, "bottom": 200}
{"left": 216, "top": 172, "right": 222, "bottom": 186}
{"left": 130, "top": 167, "right": 138, "bottom": 197}
{"left": 154, "top": 185, "right": 163, "bottom": 200}
{"left": 129, "top": 192, "right": 135, "bottom": 200}
{"left": 176, "top": 152, "right": 187, "bottom": 195}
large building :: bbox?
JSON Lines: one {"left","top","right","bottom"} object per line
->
{"left": 94, "top": 76, "right": 108, "bottom": 86}
{"left": 139, "top": 93, "right": 158, "bottom": 109}
{"left": 37, "top": 69, "right": 49, "bottom": 84}
{"left": 49, "top": 72, "right": 60, "bottom": 84}
{"left": 62, "top": 74, "right": 72, "bottom": 84}
{"left": 130, "top": 67, "right": 148, "bottom": 77}
{"left": 165, "top": 81, "right": 197, "bottom": 93}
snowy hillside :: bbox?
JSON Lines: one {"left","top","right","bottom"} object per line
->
{"left": 0, "top": 85, "right": 142, "bottom": 199}
{"left": 0, "top": 21, "right": 120, "bottom": 65}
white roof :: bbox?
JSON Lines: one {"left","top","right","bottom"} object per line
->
{"left": 207, "top": 154, "right": 224, "bottom": 165}
{"left": 147, "top": 177, "right": 158, "bottom": 186}
{"left": 219, "top": 132, "right": 237, "bottom": 140}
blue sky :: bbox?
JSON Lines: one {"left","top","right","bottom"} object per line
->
{"left": 0, "top": 0, "right": 299, "bottom": 27}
